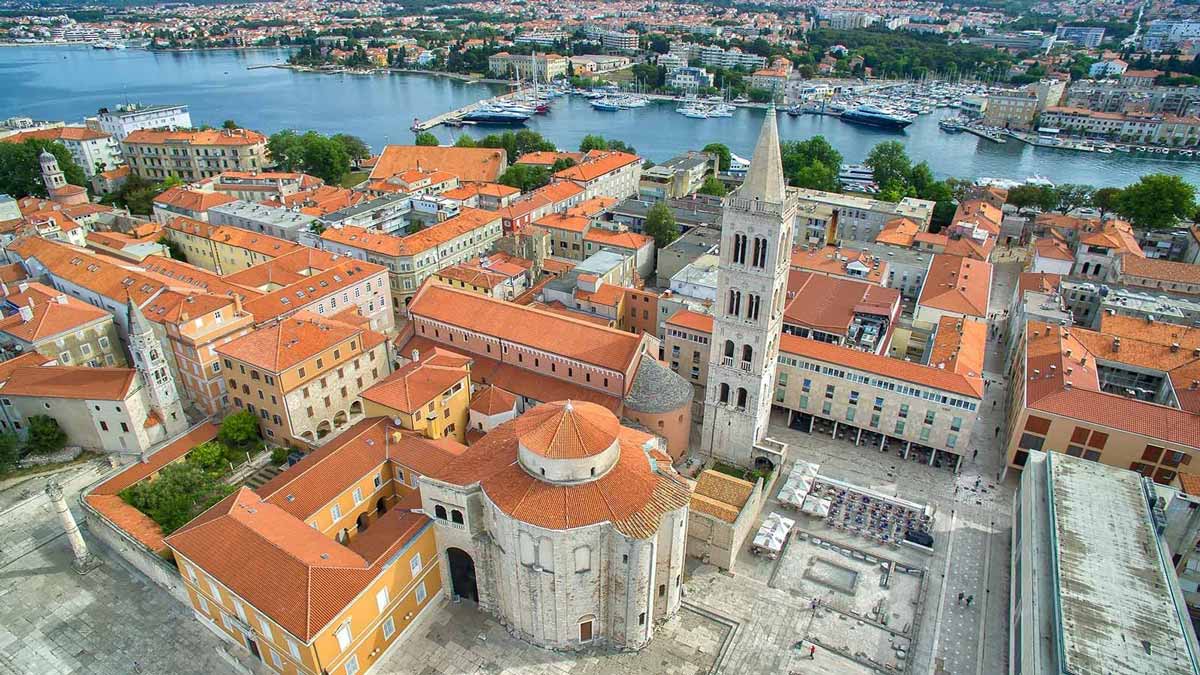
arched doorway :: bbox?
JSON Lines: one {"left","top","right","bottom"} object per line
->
{"left": 446, "top": 547, "right": 478, "bottom": 603}
{"left": 316, "top": 421, "right": 332, "bottom": 439}
{"left": 376, "top": 497, "right": 387, "bottom": 517}
{"left": 356, "top": 512, "right": 369, "bottom": 532}
{"left": 333, "top": 410, "right": 348, "bottom": 428}
{"left": 350, "top": 400, "right": 363, "bottom": 415}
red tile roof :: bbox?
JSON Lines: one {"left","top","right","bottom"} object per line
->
{"left": 780, "top": 333, "right": 983, "bottom": 398}
{"left": 408, "top": 282, "right": 642, "bottom": 373}
{"left": 783, "top": 271, "right": 899, "bottom": 334}
{"left": 124, "top": 128, "right": 266, "bottom": 146}
{"left": 470, "top": 385, "right": 517, "bottom": 415}
{"left": 918, "top": 254, "right": 992, "bottom": 318}
{"left": 0, "top": 366, "right": 137, "bottom": 400}
{"left": 516, "top": 400, "right": 619, "bottom": 459}
{"left": 361, "top": 351, "right": 468, "bottom": 414}
{"left": 553, "top": 151, "right": 639, "bottom": 183}
{"left": 0, "top": 281, "right": 110, "bottom": 342}
{"left": 217, "top": 312, "right": 380, "bottom": 373}
{"left": 370, "top": 145, "right": 507, "bottom": 183}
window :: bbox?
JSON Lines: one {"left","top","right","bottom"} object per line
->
{"left": 924, "top": 411, "right": 935, "bottom": 425}
{"left": 898, "top": 404, "right": 909, "bottom": 419}
{"left": 288, "top": 640, "right": 301, "bottom": 660}
{"left": 344, "top": 655, "right": 360, "bottom": 675}
{"left": 352, "top": 488, "right": 363, "bottom": 505}
{"left": 375, "top": 587, "right": 389, "bottom": 612}
{"left": 270, "top": 650, "right": 282, "bottom": 669}
{"left": 895, "top": 420, "right": 906, "bottom": 434}
{"left": 374, "top": 474, "right": 383, "bottom": 489}
{"left": 331, "top": 504, "right": 342, "bottom": 521}
{"left": 259, "top": 618, "right": 273, "bottom": 641}
{"left": 825, "top": 384, "right": 835, "bottom": 399}
{"left": 198, "top": 596, "right": 209, "bottom": 614}
{"left": 410, "top": 552, "right": 423, "bottom": 576}
{"left": 207, "top": 579, "right": 222, "bottom": 602}
{"left": 416, "top": 580, "right": 428, "bottom": 604}
{"left": 382, "top": 616, "right": 396, "bottom": 640}
{"left": 335, "top": 623, "right": 352, "bottom": 651}
{"left": 951, "top": 416, "right": 962, "bottom": 432}
{"left": 100, "top": 421, "right": 109, "bottom": 431}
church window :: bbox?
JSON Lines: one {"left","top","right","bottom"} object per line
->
{"left": 574, "top": 546, "right": 591, "bottom": 572}
{"left": 718, "top": 383, "right": 730, "bottom": 404}
{"left": 736, "top": 388, "right": 748, "bottom": 410}
{"left": 538, "top": 537, "right": 554, "bottom": 571}
{"left": 451, "top": 510, "right": 464, "bottom": 524}
{"left": 434, "top": 505, "right": 447, "bottom": 519}
{"left": 742, "top": 345, "right": 753, "bottom": 364}
{"left": 723, "top": 340, "right": 734, "bottom": 359}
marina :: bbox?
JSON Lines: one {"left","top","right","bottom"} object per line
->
{"left": 3, "top": 45, "right": 1200, "bottom": 187}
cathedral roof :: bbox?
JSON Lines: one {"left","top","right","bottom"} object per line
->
{"left": 516, "top": 400, "right": 619, "bottom": 460}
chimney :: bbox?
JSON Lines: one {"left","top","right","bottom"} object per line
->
{"left": 17, "top": 305, "right": 33, "bottom": 323}
{"left": 411, "top": 349, "right": 419, "bottom": 362}
{"left": 1171, "top": 342, "right": 1180, "bottom": 353}
{"left": 1112, "top": 337, "right": 1120, "bottom": 352}
{"left": 17, "top": 282, "right": 28, "bottom": 293}
{"left": 55, "top": 295, "right": 67, "bottom": 305}
{"left": 232, "top": 293, "right": 243, "bottom": 316}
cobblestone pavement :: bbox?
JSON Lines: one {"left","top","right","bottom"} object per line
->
{"left": 0, "top": 463, "right": 240, "bottom": 675}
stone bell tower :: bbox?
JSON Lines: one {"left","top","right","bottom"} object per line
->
{"left": 700, "top": 103, "right": 795, "bottom": 468}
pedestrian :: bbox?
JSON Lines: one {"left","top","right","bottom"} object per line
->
{"left": 973, "top": 448, "right": 979, "bottom": 460}
{"left": 810, "top": 645, "right": 816, "bottom": 660}
{"left": 993, "top": 401, "right": 997, "bottom": 408}
{"left": 957, "top": 591, "right": 964, "bottom": 604}
{"left": 995, "top": 425, "right": 1000, "bottom": 437}
{"left": 966, "top": 595, "right": 974, "bottom": 606}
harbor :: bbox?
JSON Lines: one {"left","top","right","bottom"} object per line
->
{"left": 5, "top": 44, "right": 1200, "bottom": 187}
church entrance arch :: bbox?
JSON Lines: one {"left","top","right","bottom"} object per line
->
{"left": 446, "top": 547, "right": 478, "bottom": 603}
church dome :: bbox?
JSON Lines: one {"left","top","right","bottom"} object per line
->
{"left": 516, "top": 401, "right": 621, "bottom": 482}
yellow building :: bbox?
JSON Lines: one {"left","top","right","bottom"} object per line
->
{"left": 166, "top": 418, "right": 460, "bottom": 675}
{"left": 362, "top": 347, "right": 472, "bottom": 443}
{"left": 216, "top": 312, "right": 391, "bottom": 446}
{"left": 121, "top": 128, "right": 269, "bottom": 182}
{"left": 164, "top": 217, "right": 302, "bottom": 275}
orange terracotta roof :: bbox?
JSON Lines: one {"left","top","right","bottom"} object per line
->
{"left": 1023, "top": 321, "right": 1200, "bottom": 449}
{"left": 0, "top": 366, "right": 137, "bottom": 400}
{"left": 420, "top": 408, "right": 690, "bottom": 538}
{"left": 665, "top": 309, "right": 714, "bottom": 333}
{"left": 434, "top": 264, "right": 511, "bottom": 289}
{"left": 321, "top": 207, "right": 500, "bottom": 258}
{"left": 124, "top": 128, "right": 266, "bottom": 147}
{"left": 567, "top": 197, "right": 618, "bottom": 218}
{"left": 927, "top": 316, "right": 987, "bottom": 378}
{"left": 0, "top": 281, "right": 110, "bottom": 342}
{"left": 1078, "top": 219, "right": 1143, "bottom": 257}
{"left": 140, "top": 255, "right": 262, "bottom": 302}
{"left": 875, "top": 217, "right": 919, "bottom": 247}
{"left": 515, "top": 151, "right": 584, "bottom": 166}
{"left": 790, "top": 246, "right": 887, "bottom": 285}
{"left": 584, "top": 228, "right": 652, "bottom": 250}
{"left": 1121, "top": 256, "right": 1200, "bottom": 286}
{"left": 0, "top": 126, "right": 110, "bottom": 142}
{"left": 0, "top": 263, "right": 28, "bottom": 284}
{"left": 0, "top": 352, "right": 55, "bottom": 382}
{"left": 952, "top": 200, "right": 1001, "bottom": 234}
{"left": 1034, "top": 236, "right": 1074, "bottom": 261}
{"left": 918, "top": 254, "right": 992, "bottom": 318}
{"left": 240, "top": 259, "right": 387, "bottom": 323}
{"left": 91, "top": 423, "right": 220, "bottom": 497}
{"left": 98, "top": 165, "right": 131, "bottom": 181}
{"left": 783, "top": 272, "right": 899, "bottom": 334}
{"left": 1178, "top": 472, "right": 1200, "bottom": 496}
{"left": 1018, "top": 272, "right": 1063, "bottom": 296}
{"left": 691, "top": 470, "right": 754, "bottom": 523}
{"left": 361, "top": 352, "right": 468, "bottom": 414}
{"left": 369, "top": 145, "right": 507, "bottom": 183}
{"left": 470, "top": 385, "right": 517, "bottom": 415}
{"left": 781, "top": 333, "right": 983, "bottom": 398}
{"left": 533, "top": 212, "right": 590, "bottom": 233}
{"left": 5, "top": 237, "right": 167, "bottom": 306}
{"left": 217, "top": 312, "right": 371, "bottom": 373}
{"left": 153, "top": 187, "right": 235, "bottom": 213}
{"left": 167, "top": 485, "right": 428, "bottom": 642}
{"left": 553, "top": 151, "right": 639, "bottom": 183}
{"left": 408, "top": 282, "right": 642, "bottom": 373}
{"left": 516, "top": 400, "right": 619, "bottom": 459}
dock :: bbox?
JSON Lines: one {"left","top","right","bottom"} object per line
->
{"left": 412, "top": 88, "right": 534, "bottom": 131}
{"left": 962, "top": 126, "right": 1007, "bottom": 144}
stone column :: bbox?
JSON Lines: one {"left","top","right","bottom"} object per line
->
{"left": 45, "top": 480, "right": 99, "bottom": 575}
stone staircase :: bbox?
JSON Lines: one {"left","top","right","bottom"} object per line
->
{"left": 243, "top": 463, "right": 284, "bottom": 490}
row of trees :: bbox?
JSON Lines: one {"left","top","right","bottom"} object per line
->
{"left": 0, "top": 415, "right": 69, "bottom": 476}
{"left": 1007, "top": 175, "right": 1197, "bottom": 230}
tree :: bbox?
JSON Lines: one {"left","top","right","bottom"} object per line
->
{"left": 331, "top": 133, "right": 370, "bottom": 161}
{"left": 643, "top": 201, "right": 679, "bottom": 248}
{"left": 221, "top": 119, "right": 239, "bottom": 130}
{"left": 479, "top": 130, "right": 556, "bottom": 163}
{"left": 267, "top": 130, "right": 351, "bottom": 183}
{"left": 414, "top": 131, "right": 440, "bottom": 146}
{"left": 780, "top": 137, "right": 842, "bottom": 193}
{"left": 1115, "top": 174, "right": 1197, "bottom": 229}
{"left": 453, "top": 134, "right": 477, "bottom": 147}
{"left": 1055, "top": 184, "right": 1094, "bottom": 214}
{"left": 497, "top": 165, "right": 550, "bottom": 192}
{"left": 865, "top": 141, "right": 913, "bottom": 198}
{"left": 187, "top": 440, "right": 229, "bottom": 473}
{"left": 702, "top": 143, "right": 732, "bottom": 171}
{"left": 0, "top": 432, "right": 19, "bottom": 474}
{"left": 697, "top": 176, "right": 727, "bottom": 197}
{"left": 550, "top": 157, "right": 577, "bottom": 172}
{"left": 218, "top": 410, "right": 260, "bottom": 449}
{"left": 1007, "top": 185, "right": 1058, "bottom": 213}
{"left": 579, "top": 134, "right": 607, "bottom": 152}
{"left": 1093, "top": 186, "right": 1122, "bottom": 219}
{"left": 0, "top": 139, "right": 87, "bottom": 198}
{"left": 119, "top": 462, "right": 236, "bottom": 534}
{"left": 24, "top": 415, "right": 67, "bottom": 455}
{"left": 158, "top": 236, "right": 187, "bottom": 261}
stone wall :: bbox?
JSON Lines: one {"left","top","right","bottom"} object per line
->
{"left": 78, "top": 491, "right": 189, "bottom": 605}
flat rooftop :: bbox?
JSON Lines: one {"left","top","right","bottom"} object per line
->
{"left": 790, "top": 187, "right": 935, "bottom": 220}
{"left": 209, "top": 200, "right": 317, "bottom": 230}
{"left": 1049, "top": 453, "right": 1200, "bottom": 675}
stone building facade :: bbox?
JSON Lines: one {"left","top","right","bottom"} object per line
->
{"left": 418, "top": 401, "right": 691, "bottom": 651}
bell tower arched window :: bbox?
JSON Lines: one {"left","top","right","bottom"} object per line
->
{"left": 718, "top": 383, "right": 730, "bottom": 404}
{"left": 736, "top": 388, "right": 748, "bottom": 410}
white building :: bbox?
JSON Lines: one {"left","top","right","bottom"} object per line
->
{"left": 418, "top": 400, "right": 690, "bottom": 650}
{"left": 1, "top": 126, "right": 122, "bottom": 177}
{"left": 700, "top": 104, "right": 792, "bottom": 470}
{"left": 90, "top": 103, "right": 191, "bottom": 141}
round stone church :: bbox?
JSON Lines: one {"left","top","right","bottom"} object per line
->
{"left": 418, "top": 400, "right": 691, "bottom": 650}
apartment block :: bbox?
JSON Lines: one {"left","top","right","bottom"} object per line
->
{"left": 121, "top": 128, "right": 268, "bottom": 182}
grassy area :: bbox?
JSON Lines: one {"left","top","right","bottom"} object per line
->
{"left": 602, "top": 66, "right": 636, "bottom": 83}
{"left": 339, "top": 170, "right": 368, "bottom": 188}
{"left": 0, "top": 451, "right": 101, "bottom": 484}
{"left": 711, "top": 461, "right": 774, "bottom": 485}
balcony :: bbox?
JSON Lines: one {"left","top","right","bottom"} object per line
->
{"left": 722, "top": 356, "right": 734, "bottom": 367}
{"left": 740, "top": 360, "right": 752, "bottom": 372}
{"left": 754, "top": 437, "right": 788, "bottom": 459}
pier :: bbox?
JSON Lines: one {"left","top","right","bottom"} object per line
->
{"left": 412, "top": 87, "right": 535, "bottom": 131}
{"left": 961, "top": 126, "right": 1006, "bottom": 144}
